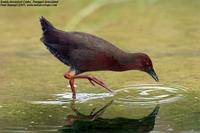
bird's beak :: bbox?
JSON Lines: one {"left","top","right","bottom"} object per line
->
{"left": 147, "top": 68, "right": 159, "bottom": 82}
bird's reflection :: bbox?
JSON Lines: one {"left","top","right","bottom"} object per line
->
{"left": 60, "top": 100, "right": 159, "bottom": 133}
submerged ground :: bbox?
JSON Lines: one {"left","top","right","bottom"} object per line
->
{"left": 0, "top": 0, "right": 200, "bottom": 132}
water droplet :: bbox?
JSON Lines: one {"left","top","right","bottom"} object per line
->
{"left": 168, "top": 128, "right": 173, "bottom": 131}
{"left": 67, "top": 84, "right": 77, "bottom": 87}
{"left": 124, "top": 90, "right": 129, "bottom": 93}
{"left": 62, "top": 106, "right": 68, "bottom": 108}
{"left": 139, "top": 90, "right": 150, "bottom": 96}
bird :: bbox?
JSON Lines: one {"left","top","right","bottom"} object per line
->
{"left": 39, "top": 16, "right": 159, "bottom": 99}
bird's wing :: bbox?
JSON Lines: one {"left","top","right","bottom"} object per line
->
{"left": 40, "top": 24, "right": 126, "bottom": 71}
{"left": 68, "top": 32, "right": 123, "bottom": 54}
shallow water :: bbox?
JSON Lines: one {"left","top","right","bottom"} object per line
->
{"left": 0, "top": 0, "right": 200, "bottom": 132}
{"left": 31, "top": 84, "right": 185, "bottom": 106}
{"left": 0, "top": 84, "right": 199, "bottom": 133}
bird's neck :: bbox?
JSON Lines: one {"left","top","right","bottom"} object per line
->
{"left": 116, "top": 53, "right": 141, "bottom": 71}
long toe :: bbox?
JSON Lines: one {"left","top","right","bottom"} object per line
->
{"left": 90, "top": 77, "right": 113, "bottom": 93}
{"left": 88, "top": 79, "right": 96, "bottom": 86}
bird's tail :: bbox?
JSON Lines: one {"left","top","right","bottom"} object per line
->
{"left": 39, "top": 16, "right": 55, "bottom": 33}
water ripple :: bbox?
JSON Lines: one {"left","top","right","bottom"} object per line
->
{"left": 31, "top": 92, "right": 114, "bottom": 104}
{"left": 31, "top": 84, "right": 186, "bottom": 106}
{"left": 114, "top": 84, "right": 185, "bottom": 106}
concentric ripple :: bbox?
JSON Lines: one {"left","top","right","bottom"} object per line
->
{"left": 114, "top": 84, "right": 186, "bottom": 105}
{"left": 31, "top": 84, "right": 186, "bottom": 106}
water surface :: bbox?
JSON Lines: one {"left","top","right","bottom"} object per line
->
{"left": 0, "top": 0, "right": 200, "bottom": 132}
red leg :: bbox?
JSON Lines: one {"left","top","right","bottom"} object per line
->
{"left": 69, "top": 79, "right": 76, "bottom": 99}
{"left": 64, "top": 69, "right": 77, "bottom": 98}
{"left": 64, "top": 69, "right": 74, "bottom": 79}
{"left": 72, "top": 75, "right": 113, "bottom": 93}
{"left": 64, "top": 69, "right": 113, "bottom": 99}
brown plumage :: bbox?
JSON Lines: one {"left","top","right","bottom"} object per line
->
{"left": 39, "top": 16, "right": 159, "bottom": 98}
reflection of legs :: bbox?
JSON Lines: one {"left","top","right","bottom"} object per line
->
{"left": 69, "top": 99, "right": 113, "bottom": 121}
{"left": 64, "top": 69, "right": 113, "bottom": 98}
{"left": 90, "top": 100, "right": 113, "bottom": 121}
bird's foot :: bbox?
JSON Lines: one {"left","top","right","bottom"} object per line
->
{"left": 86, "top": 76, "right": 113, "bottom": 93}
{"left": 67, "top": 75, "right": 113, "bottom": 93}
{"left": 64, "top": 70, "right": 113, "bottom": 98}
{"left": 72, "top": 94, "right": 76, "bottom": 99}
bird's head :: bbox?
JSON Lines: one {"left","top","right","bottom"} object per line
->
{"left": 132, "top": 53, "right": 159, "bottom": 82}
